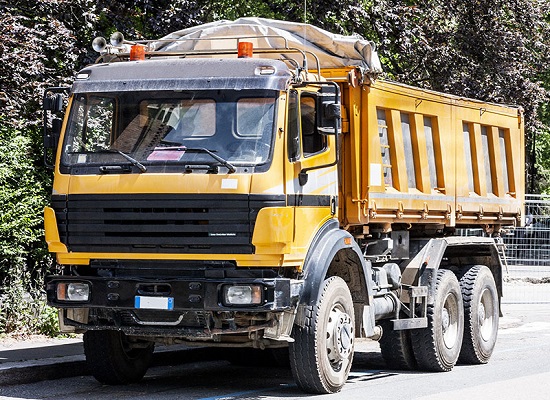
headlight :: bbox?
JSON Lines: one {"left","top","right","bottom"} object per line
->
{"left": 57, "top": 282, "right": 90, "bottom": 302}
{"left": 223, "top": 285, "right": 262, "bottom": 306}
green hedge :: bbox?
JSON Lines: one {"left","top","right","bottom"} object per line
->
{"left": 0, "top": 121, "right": 58, "bottom": 336}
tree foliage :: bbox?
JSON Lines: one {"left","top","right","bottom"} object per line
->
{"left": 0, "top": 0, "right": 549, "bottom": 334}
{"left": 364, "top": 0, "right": 550, "bottom": 191}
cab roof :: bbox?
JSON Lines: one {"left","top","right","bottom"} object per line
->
{"left": 71, "top": 58, "right": 292, "bottom": 94}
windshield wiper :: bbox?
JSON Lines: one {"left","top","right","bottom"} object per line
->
{"left": 98, "top": 149, "right": 147, "bottom": 173}
{"left": 185, "top": 148, "right": 236, "bottom": 173}
{"left": 155, "top": 144, "right": 236, "bottom": 173}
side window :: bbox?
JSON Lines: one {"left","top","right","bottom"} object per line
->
{"left": 301, "top": 95, "right": 326, "bottom": 156}
{"left": 287, "top": 90, "right": 300, "bottom": 161}
{"left": 68, "top": 95, "right": 114, "bottom": 153}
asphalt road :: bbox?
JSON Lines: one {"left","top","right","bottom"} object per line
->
{"left": 1, "top": 303, "right": 549, "bottom": 400}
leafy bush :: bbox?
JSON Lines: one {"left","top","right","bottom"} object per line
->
{"left": 0, "top": 121, "right": 55, "bottom": 336}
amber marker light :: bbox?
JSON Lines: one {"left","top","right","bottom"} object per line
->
{"left": 238, "top": 42, "right": 253, "bottom": 58}
{"left": 130, "top": 44, "right": 146, "bottom": 61}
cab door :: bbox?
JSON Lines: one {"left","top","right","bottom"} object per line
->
{"left": 284, "top": 88, "right": 339, "bottom": 258}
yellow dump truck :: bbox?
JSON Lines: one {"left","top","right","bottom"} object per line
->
{"left": 42, "top": 18, "right": 524, "bottom": 394}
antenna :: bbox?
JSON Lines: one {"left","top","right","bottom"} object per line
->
{"left": 303, "top": 0, "right": 307, "bottom": 45}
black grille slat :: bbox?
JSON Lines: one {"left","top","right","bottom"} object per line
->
{"left": 66, "top": 199, "right": 249, "bottom": 209}
{"left": 67, "top": 223, "right": 251, "bottom": 234}
{"left": 67, "top": 236, "right": 252, "bottom": 245}
{"left": 69, "top": 210, "right": 251, "bottom": 221}
{"left": 51, "top": 194, "right": 285, "bottom": 254}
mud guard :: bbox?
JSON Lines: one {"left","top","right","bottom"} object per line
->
{"left": 407, "top": 237, "right": 503, "bottom": 305}
{"left": 295, "top": 219, "right": 376, "bottom": 337}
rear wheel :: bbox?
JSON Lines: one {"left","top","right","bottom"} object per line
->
{"left": 289, "top": 276, "right": 355, "bottom": 394}
{"left": 379, "top": 319, "right": 417, "bottom": 370}
{"left": 411, "top": 269, "right": 464, "bottom": 372}
{"left": 459, "top": 265, "right": 499, "bottom": 364}
{"left": 83, "top": 330, "right": 154, "bottom": 385}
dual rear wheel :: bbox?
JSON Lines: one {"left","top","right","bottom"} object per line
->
{"left": 379, "top": 266, "right": 499, "bottom": 372}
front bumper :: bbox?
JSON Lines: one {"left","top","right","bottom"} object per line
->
{"left": 46, "top": 275, "right": 301, "bottom": 313}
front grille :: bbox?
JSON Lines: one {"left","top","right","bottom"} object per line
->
{"left": 52, "top": 194, "right": 285, "bottom": 254}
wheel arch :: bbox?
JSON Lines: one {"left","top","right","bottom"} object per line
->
{"left": 296, "top": 219, "right": 374, "bottom": 335}
{"left": 405, "top": 237, "right": 503, "bottom": 307}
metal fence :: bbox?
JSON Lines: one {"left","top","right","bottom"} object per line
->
{"left": 503, "top": 194, "right": 550, "bottom": 267}
{"left": 459, "top": 194, "right": 550, "bottom": 304}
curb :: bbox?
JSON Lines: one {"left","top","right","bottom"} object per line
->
{"left": 0, "top": 356, "right": 87, "bottom": 386}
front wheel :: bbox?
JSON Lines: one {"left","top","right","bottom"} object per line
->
{"left": 411, "top": 269, "right": 464, "bottom": 372}
{"left": 83, "top": 330, "right": 154, "bottom": 385}
{"left": 290, "top": 276, "right": 355, "bottom": 394}
{"left": 459, "top": 265, "right": 499, "bottom": 364}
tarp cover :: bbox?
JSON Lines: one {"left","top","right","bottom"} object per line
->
{"left": 155, "top": 17, "right": 382, "bottom": 73}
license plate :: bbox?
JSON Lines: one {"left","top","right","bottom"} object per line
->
{"left": 134, "top": 296, "right": 174, "bottom": 310}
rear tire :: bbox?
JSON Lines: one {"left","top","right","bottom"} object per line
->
{"left": 289, "top": 276, "right": 355, "bottom": 394}
{"left": 459, "top": 265, "right": 499, "bottom": 364}
{"left": 83, "top": 330, "right": 154, "bottom": 385}
{"left": 411, "top": 269, "right": 464, "bottom": 372}
{"left": 379, "top": 319, "right": 417, "bottom": 370}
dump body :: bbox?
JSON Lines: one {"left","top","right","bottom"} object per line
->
{"left": 335, "top": 75, "right": 524, "bottom": 229}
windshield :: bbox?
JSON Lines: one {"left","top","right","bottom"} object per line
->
{"left": 61, "top": 90, "right": 277, "bottom": 173}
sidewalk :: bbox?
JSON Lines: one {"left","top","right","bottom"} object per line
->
{"left": 0, "top": 336, "right": 86, "bottom": 385}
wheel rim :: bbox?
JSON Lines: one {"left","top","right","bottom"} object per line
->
{"left": 441, "top": 292, "right": 459, "bottom": 349}
{"left": 479, "top": 287, "right": 495, "bottom": 341}
{"left": 326, "top": 304, "right": 354, "bottom": 370}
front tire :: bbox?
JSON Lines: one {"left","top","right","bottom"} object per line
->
{"left": 459, "top": 265, "right": 499, "bottom": 364}
{"left": 411, "top": 269, "right": 464, "bottom": 372}
{"left": 83, "top": 330, "right": 154, "bottom": 385}
{"left": 290, "top": 276, "right": 355, "bottom": 394}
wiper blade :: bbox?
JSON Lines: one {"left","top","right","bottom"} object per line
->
{"left": 99, "top": 149, "right": 147, "bottom": 172}
{"left": 186, "top": 147, "right": 236, "bottom": 173}
{"left": 156, "top": 144, "right": 236, "bottom": 173}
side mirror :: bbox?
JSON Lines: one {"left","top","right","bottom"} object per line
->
{"left": 316, "top": 84, "right": 341, "bottom": 135}
{"left": 43, "top": 93, "right": 64, "bottom": 113}
{"left": 43, "top": 87, "right": 68, "bottom": 168}
{"left": 44, "top": 118, "right": 62, "bottom": 149}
